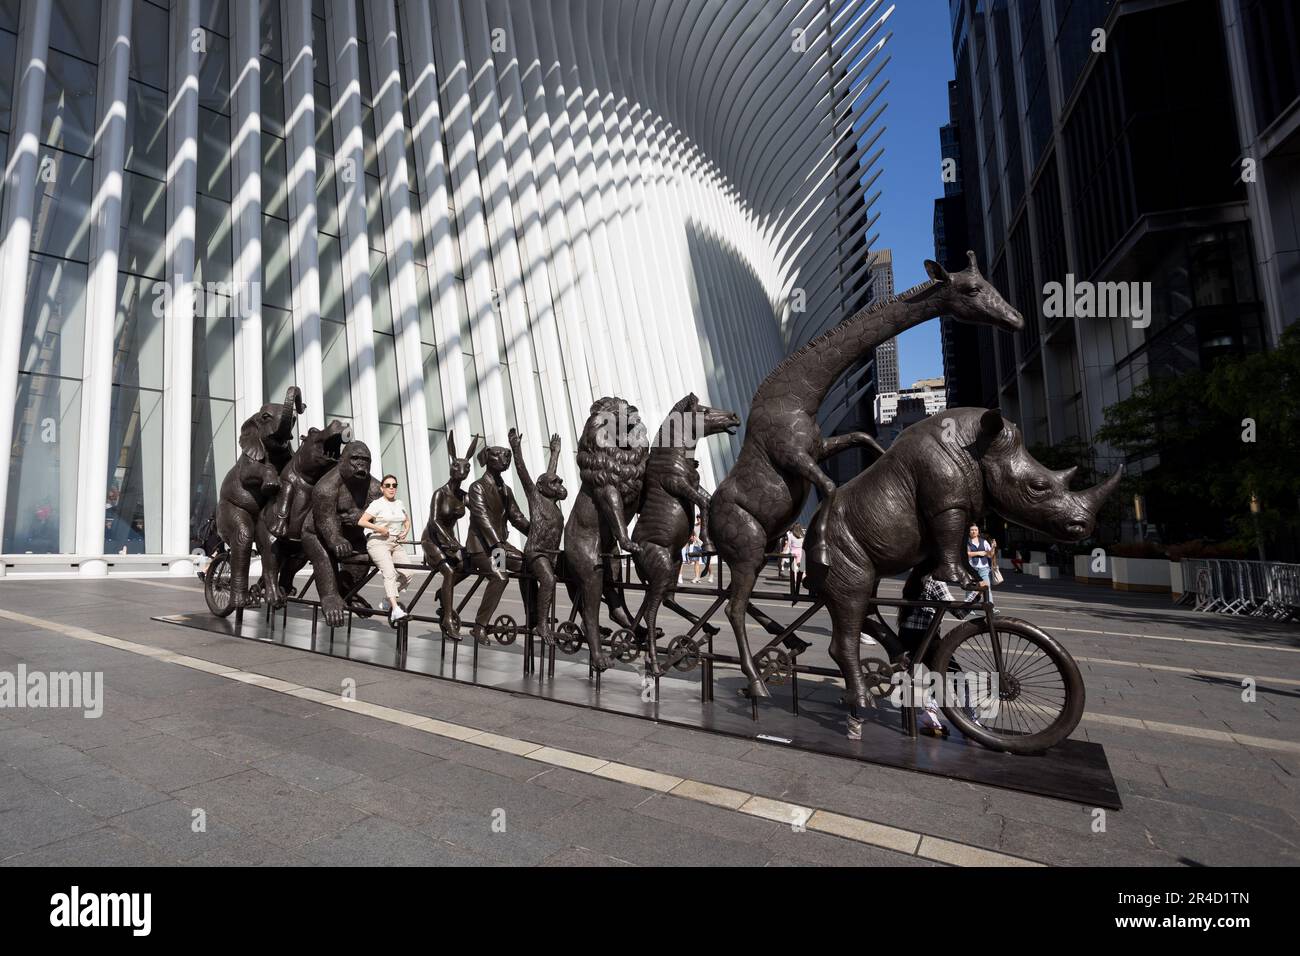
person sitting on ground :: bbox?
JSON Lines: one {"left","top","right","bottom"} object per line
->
{"left": 358, "top": 475, "right": 412, "bottom": 626}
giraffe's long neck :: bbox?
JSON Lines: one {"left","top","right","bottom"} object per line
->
{"left": 757, "top": 290, "right": 944, "bottom": 414}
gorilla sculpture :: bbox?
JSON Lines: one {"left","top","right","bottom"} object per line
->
{"left": 215, "top": 386, "right": 304, "bottom": 608}
{"left": 464, "top": 442, "right": 530, "bottom": 644}
{"left": 709, "top": 253, "right": 1024, "bottom": 701}
{"left": 508, "top": 428, "right": 567, "bottom": 645}
{"left": 803, "top": 408, "right": 1122, "bottom": 722}
{"left": 420, "top": 433, "right": 478, "bottom": 638}
{"left": 631, "top": 394, "right": 739, "bottom": 673}
{"left": 258, "top": 419, "right": 350, "bottom": 606}
{"left": 300, "top": 440, "right": 381, "bottom": 627}
{"left": 562, "top": 397, "right": 650, "bottom": 671}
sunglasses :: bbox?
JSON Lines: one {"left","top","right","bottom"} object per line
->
{"left": 382, "top": 482, "right": 398, "bottom": 489}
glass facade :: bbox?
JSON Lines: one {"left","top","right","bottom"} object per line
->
{"left": 0, "top": 0, "right": 888, "bottom": 565}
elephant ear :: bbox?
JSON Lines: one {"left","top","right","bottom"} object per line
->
{"left": 239, "top": 418, "right": 267, "bottom": 461}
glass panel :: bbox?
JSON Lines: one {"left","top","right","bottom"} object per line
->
{"left": 4, "top": 374, "right": 81, "bottom": 553}
{"left": 262, "top": 131, "right": 288, "bottom": 220}
{"left": 262, "top": 214, "right": 291, "bottom": 309}
{"left": 261, "top": 57, "right": 285, "bottom": 137}
{"left": 260, "top": 0, "right": 282, "bottom": 62}
{"left": 312, "top": 17, "right": 329, "bottom": 87}
{"left": 416, "top": 262, "right": 435, "bottom": 343}
{"left": 194, "top": 193, "right": 234, "bottom": 286}
{"left": 31, "top": 147, "right": 93, "bottom": 263}
{"left": 0, "top": 31, "right": 14, "bottom": 133}
{"left": 130, "top": 0, "right": 169, "bottom": 90}
{"left": 197, "top": 106, "right": 232, "bottom": 200}
{"left": 42, "top": 48, "right": 97, "bottom": 157}
{"left": 316, "top": 154, "right": 340, "bottom": 235}
{"left": 378, "top": 423, "right": 409, "bottom": 518}
{"left": 125, "top": 80, "right": 168, "bottom": 181}
{"left": 422, "top": 342, "right": 444, "bottom": 430}
{"left": 193, "top": 299, "right": 236, "bottom": 400}
{"left": 106, "top": 385, "right": 164, "bottom": 554}
{"left": 199, "top": 0, "right": 230, "bottom": 37}
{"left": 119, "top": 171, "right": 168, "bottom": 279}
{"left": 318, "top": 231, "right": 344, "bottom": 319}
{"left": 190, "top": 396, "right": 236, "bottom": 546}
{"left": 428, "top": 429, "right": 449, "bottom": 488}
{"left": 114, "top": 273, "right": 166, "bottom": 391}
{"left": 0, "top": 0, "right": 17, "bottom": 34}
{"left": 374, "top": 331, "right": 400, "bottom": 423}
{"left": 365, "top": 174, "right": 385, "bottom": 252}
{"left": 49, "top": 0, "right": 101, "bottom": 62}
{"left": 199, "top": 30, "right": 231, "bottom": 114}
{"left": 314, "top": 82, "right": 334, "bottom": 153}
{"left": 321, "top": 318, "right": 352, "bottom": 418}
{"left": 369, "top": 249, "right": 392, "bottom": 333}
{"left": 262, "top": 305, "right": 295, "bottom": 401}
{"left": 21, "top": 254, "right": 86, "bottom": 380}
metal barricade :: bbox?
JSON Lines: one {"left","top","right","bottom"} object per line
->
{"left": 1185, "top": 558, "right": 1300, "bottom": 620}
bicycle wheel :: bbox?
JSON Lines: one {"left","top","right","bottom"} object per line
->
{"left": 204, "top": 552, "right": 237, "bottom": 618}
{"left": 931, "top": 616, "right": 1083, "bottom": 754}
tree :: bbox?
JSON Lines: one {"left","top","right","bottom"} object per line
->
{"left": 1096, "top": 324, "right": 1300, "bottom": 553}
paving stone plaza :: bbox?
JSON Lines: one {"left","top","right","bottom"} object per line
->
{"left": 2, "top": 570, "right": 1295, "bottom": 867}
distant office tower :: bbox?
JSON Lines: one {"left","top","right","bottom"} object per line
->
{"left": 938, "top": 0, "right": 1297, "bottom": 470}
{"left": 0, "top": 0, "right": 893, "bottom": 571}
{"left": 870, "top": 251, "right": 899, "bottom": 394}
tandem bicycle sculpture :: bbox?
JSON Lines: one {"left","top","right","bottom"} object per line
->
{"left": 193, "top": 253, "right": 1119, "bottom": 766}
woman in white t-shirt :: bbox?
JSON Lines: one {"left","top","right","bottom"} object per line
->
{"left": 358, "top": 474, "right": 412, "bottom": 624}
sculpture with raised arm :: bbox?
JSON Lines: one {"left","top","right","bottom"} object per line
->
{"left": 508, "top": 428, "right": 567, "bottom": 645}
{"left": 215, "top": 386, "right": 304, "bottom": 608}
{"left": 708, "top": 253, "right": 1025, "bottom": 701}
{"left": 420, "top": 433, "right": 478, "bottom": 638}
{"left": 465, "top": 441, "right": 530, "bottom": 644}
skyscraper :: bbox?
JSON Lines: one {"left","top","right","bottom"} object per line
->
{"left": 869, "top": 250, "right": 899, "bottom": 393}
{"left": 938, "top": 0, "right": 1297, "bottom": 472}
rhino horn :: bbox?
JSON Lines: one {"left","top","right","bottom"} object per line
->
{"left": 1079, "top": 466, "right": 1123, "bottom": 514}
{"left": 1054, "top": 466, "right": 1078, "bottom": 486}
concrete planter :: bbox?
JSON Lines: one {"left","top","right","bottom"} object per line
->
{"left": 1169, "top": 561, "right": 1185, "bottom": 596}
{"left": 1111, "top": 556, "right": 1172, "bottom": 593}
{"left": 1074, "top": 554, "right": 1112, "bottom": 586}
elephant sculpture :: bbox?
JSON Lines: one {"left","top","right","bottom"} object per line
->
{"left": 215, "top": 386, "right": 304, "bottom": 608}
{"left": 802, "top": 407, "right": 1122, "bottom": 724}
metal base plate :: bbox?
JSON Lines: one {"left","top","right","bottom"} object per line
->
{"left": 154, "top": 609, "right": 1122, "bottom": 809}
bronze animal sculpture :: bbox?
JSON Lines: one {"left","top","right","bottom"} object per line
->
{"left": 300, "top": 440, "right": 382, "bottom": 626}
{"left": 708, "top": 253, "right": 1025, "bottom": 700}
{"left": 465, "top": 442, "right": 530, "bottom": 644}
{"left": 562, "top": 397, "right": 650, "bottom": 671}
{"left": 508, "top": 428, "right": 567, "bottom": 645}
{"left": 215, "top": 386, "right": 304, "bottom": 608}
{"left": 258, "top": 419, "right": 350, "bottom": 606}
{"left": 802, "top": 407, "right": 1122, "bottom": 726}
{"left": 420, "top": 433, "right": 478, "bottom": 638}
{"left": 630, "top": 394, "right": 740, "bottom": 674}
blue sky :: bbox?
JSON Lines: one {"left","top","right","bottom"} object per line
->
{"left": 869, "top": 0, "right": 954, "bottom": 385}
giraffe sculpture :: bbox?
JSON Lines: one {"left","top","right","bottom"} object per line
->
{"left": 708, "top": 252, "right": 1025, "bottom": 701}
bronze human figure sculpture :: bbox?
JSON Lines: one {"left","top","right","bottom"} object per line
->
{"left": 420, "top": 433, "right": 478, "bottom": 638}
{"left": 507, "top": 428, "right": 567, "bottom": 645}
{"left": 708, "top": 253, "right": 1025, "bottom": 700}
{"left": 562, "top": 397, "right": 650, "bottom": 671}
{"left": 258, "top": 419, "right": 350, "bottom": 606}
{"left": 630, "top": 394, "right": 740, "bottom": 674}
{"left": 300, "top": 440, "right": 382, "bottom": 626}
{"left": 802, "top": 407, "right": 1122, "bottom": 726}
{"left": 465, "top": 442, "right": 530, "bottom": 644}
{"left": 215, "top": 386, "right": 305, "bottom": 608}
